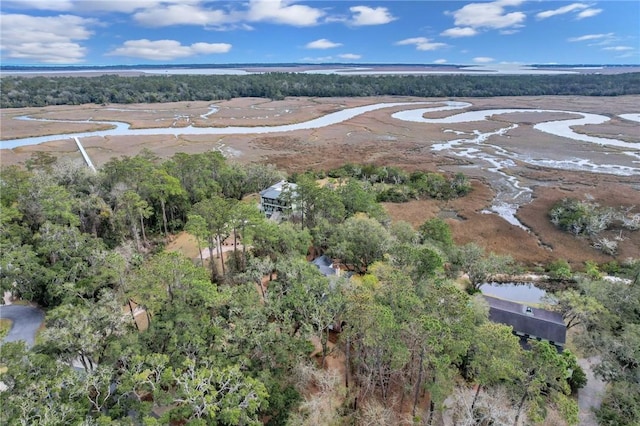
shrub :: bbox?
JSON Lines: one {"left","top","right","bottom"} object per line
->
{"left": 583, "top": 260, "right": 602, "bottom": 280}
{"left": 600, "top": 260, "right": 620, "bottom": 274}
{"left": 547, "top": 259, "right": 572, "bottom": 280}
{"left": 562, "top": 350, "right": 587, "bottom": 394}
{"left": 548, "top": 197, "right": 639, "bottom": 255}
{"left": 419, "top": 217, "right": 454, "bottom": 249}
{"left": 593, "top": 237, "right": 618, "bottom": 255}
{"left": 596, "top": 382, "right": 640, "bottom": 426}
{"left": 376, "top": 187, "right": 411, "bottom": 203}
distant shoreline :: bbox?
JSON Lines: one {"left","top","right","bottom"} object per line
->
{"left": 3, "top": 63, "right": 640, "bottom": 78}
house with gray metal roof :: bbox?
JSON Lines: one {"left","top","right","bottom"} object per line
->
{"left": 259, "top": 180, "right": 297, "bottom": 220}
{"left": 483, "top": 295, "right": 566, "bottom": 351}
{"left": 312, "top": 255, "right": 339, "bottom": 277}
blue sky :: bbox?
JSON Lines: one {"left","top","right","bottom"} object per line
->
{"left": 1, "top": 0, "right": 638, "bottom": 66}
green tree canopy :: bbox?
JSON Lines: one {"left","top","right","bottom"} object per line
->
{"left": 327, "top": 214, "right": 391, "bottom": 274}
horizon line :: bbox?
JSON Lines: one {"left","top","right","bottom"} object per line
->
{"left": 3, "top": 63, "right": 639, "bottom": 69}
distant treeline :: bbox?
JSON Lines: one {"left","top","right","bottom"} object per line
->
{"left": 2, "top": 72, "right": 639, "bottom": 108}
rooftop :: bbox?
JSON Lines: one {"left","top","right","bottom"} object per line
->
{"left": 312, "top": 255, "right": 337, "bottom": 277}
{"left": 484, "top": 295, "right": 566, "bottom": 346}
{"left": 259, "top": 180, "right": 297, "bottom": 200}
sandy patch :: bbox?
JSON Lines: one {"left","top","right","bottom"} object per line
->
{"left": 165, "top": 232, "right": 202, "bottom": 260}
{"left": 123, "top": 299, "right": 150, "bottom": 331}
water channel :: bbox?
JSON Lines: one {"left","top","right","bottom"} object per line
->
{"left": 480, "top": 282, "right": 548, "bottom": 304}
{"left": 2, "top": 101, "right": 442, "bottom": 149}
{"left": 392, "top": 106, "right": 640, "bottom": 230}
{"left": 2, "top": 100, "right": 639, "bottom": 231}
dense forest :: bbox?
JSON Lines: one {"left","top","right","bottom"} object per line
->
{"left": 1, "top": 151, "right": 639, "bottom": 425}
{"left": 2, "top": 72, "right": 640, "bottom": 107}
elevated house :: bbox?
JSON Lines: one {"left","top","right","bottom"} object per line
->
{"left": 483, "top": 295, "right": 566, "bottom": 351}
{"left": 259, "top": 180, "right": 297, "bottom": 220}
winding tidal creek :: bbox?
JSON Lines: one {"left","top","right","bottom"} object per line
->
{"left": 3, "top": 100, "right": 639, "bottom": 229}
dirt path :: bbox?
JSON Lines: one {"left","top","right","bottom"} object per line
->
{"left": 165, "top": 231, "right": 245, "bottom": 261}
{"left": 309, "top": 335, "right": 346, "bottom": 380}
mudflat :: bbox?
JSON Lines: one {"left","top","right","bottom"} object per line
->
{"left": 2, "top": 95, "right": 639, "bottom": 267}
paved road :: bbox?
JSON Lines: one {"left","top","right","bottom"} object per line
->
{"left": 0, "top": 305, "right": 45, "bottom": 348}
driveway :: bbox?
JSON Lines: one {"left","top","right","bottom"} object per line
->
{"left": 0, "top": 305, "right": 45, "bottom": 348}
{"left": 578, "top": 356, "right": 606, "bottom": 426}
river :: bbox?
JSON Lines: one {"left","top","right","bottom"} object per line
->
{"left": 2, "top": 101, "right": 444, "bottom": 149}
{"left": 4, "top": 101, "right": 639, "bottom": 151}
{"left": 2, "top": 100, "right": 638, "bottom": 229}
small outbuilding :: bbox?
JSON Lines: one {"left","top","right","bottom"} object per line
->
{"left": 483, "top": 295, "right": 566, "bottom": 351}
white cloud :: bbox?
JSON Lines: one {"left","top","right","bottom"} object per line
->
{"left": 2, "top": 42, "right": 87, "bottom": 64}
{"left": 441, "top": 27, "right": 478, "bottom": 37}
{"left": 577, "top": 8, "right": 602, "bottom": 19}
{"left": 339, "top": 53, "right": 361, "bottom": 60}
{"left": 3, "top": 0, "right": 171, "bottom": 13}
{"left": 449, "top": 1, "right": 525, "bottom": 30}
{"left": 10, "top": 1, "right": 389, "bottom": 31}
{"left": 2, "top": 0, "right": 74, "bottom": 11}
{"left": 535, "top": 3, "right": 588, "bottom": 19}
{"left": 396, "top": 37, "right": 447, "bottom": 51}
{"left": 568, "top": 33, "right": 614, "bottom": 42}
{"left": 349, "top": 6, "right": 396, "bottom": 26}
{"left": 602, "top": 46, "right": 633, "bottom": 51}
{"left": 133, "top": 0, "right": 324, "bottom": 28}
{"left": 473, "top": 57, "right": 494, "bottom": 63}
{"left": 246, "top": 0, "right": 325, "bottom": 26}
{"left": 76, "top": 0, "right": 170, "bottom": 13}
{"left": 306, "top": 39, "right": 342, "bottom": 49}
{"left": 74, "top": 0, "right": 169, "bottom": 13}
{"left": 108, "top": 39, "right": 231, "bottom": 60}
{"left": 434, "top": 59, "right": 448, "bottom": 64}
{"left": 0, "top": 13, "right": 95, "bottom": 63}
{"left": 134, "top": 3, "right": 230, "bottom": 27}
{"left": 5, "top": 1, "right": 249, "bottom": 30}
{"left": 535, "top": 3, "right": 602, "bottom": 20}
{"left": 190, "top": 42, "right": 232, "bottom": 54}
{"left": 302, "top": 56, "right": 334, "bottom": 62}
{"left": 495, "top": 0, "right": 526, "bottom": 6}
